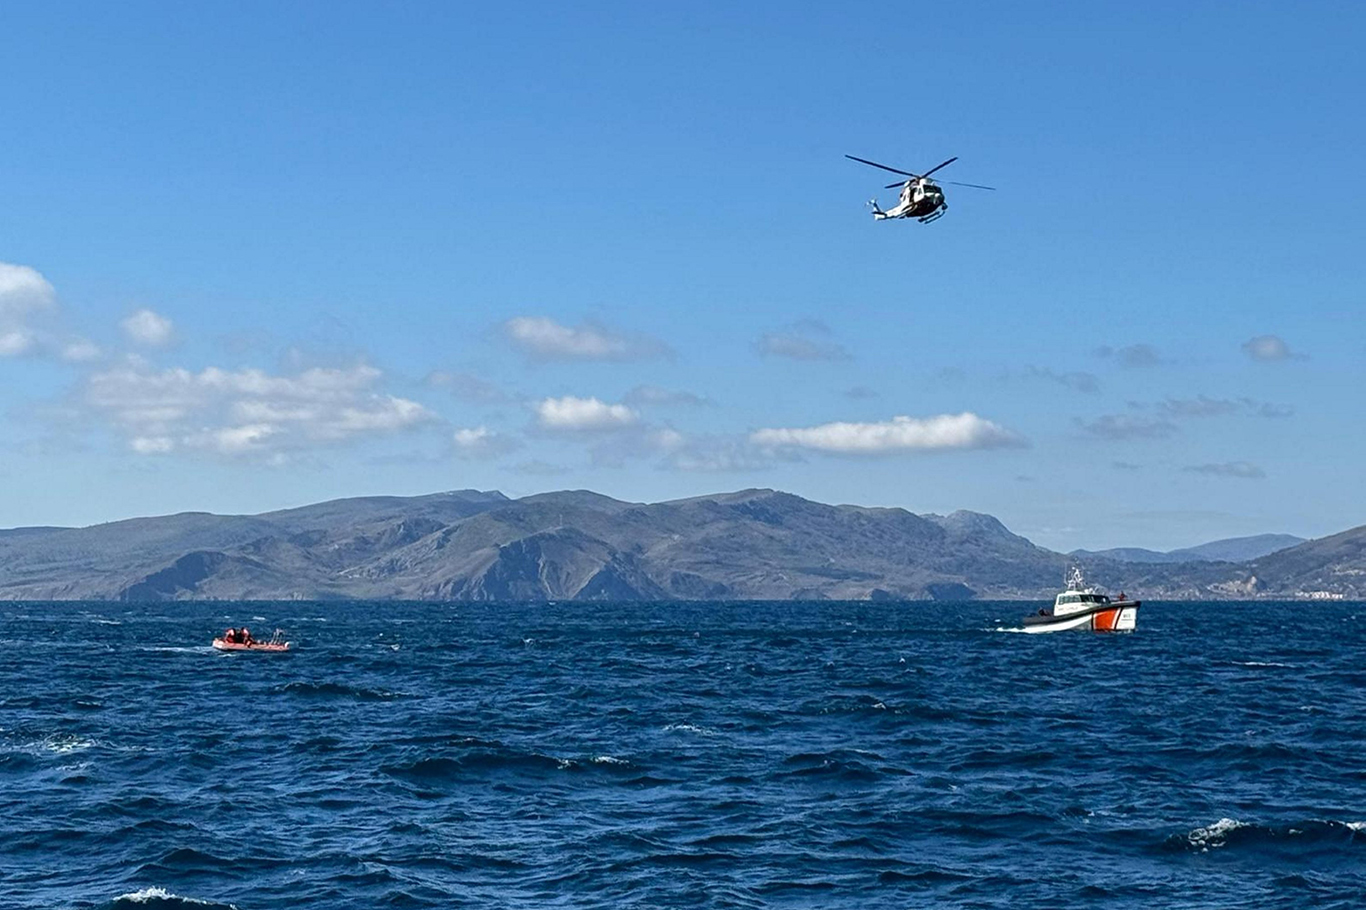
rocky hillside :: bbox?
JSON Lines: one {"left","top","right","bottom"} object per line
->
{"left": 0, "top": 489, "right": 1358, "bottom": 601}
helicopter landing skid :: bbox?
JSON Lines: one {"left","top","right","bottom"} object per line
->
{"left": 918, "top": 208, "right": 946, "bottom": 224}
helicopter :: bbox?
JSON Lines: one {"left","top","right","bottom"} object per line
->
{"left": 846, "top": 154, "right": 995, "bottom": 223}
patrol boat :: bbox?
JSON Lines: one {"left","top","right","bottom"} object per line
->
{"left": 1020, "top": 567, "right": 1139, "bottom": 633}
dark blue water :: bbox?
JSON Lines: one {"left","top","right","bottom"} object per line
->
{"left": 3, "top": 601, "right": 1365, "bottom": 909}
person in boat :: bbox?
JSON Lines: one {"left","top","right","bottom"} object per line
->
{"left": 240, "top": 627, "right": 254, "bottom": 645}
{"left": 224, "top": 627, "right": 238, "bottom": 643}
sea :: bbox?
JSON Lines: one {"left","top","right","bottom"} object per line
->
{"left": 2, "top": 600, "right": 1364, "bottom": 910}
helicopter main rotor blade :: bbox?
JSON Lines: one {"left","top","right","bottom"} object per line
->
{"left": 920, "top": 157, "right": 959, "bottom": 178}
{"left": 887, "top": 178, "right": 995, "bottom": 190}
{"left": 846, "top": 154, "right": 920, "bottom": 178}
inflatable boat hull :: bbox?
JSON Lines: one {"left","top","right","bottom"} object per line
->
{"left": 212, "top": 639, "right": 291, "bottom": 652}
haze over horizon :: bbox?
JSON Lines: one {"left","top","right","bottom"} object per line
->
{"left": 2, "top": 3, "right": 1363, "bottom": 553}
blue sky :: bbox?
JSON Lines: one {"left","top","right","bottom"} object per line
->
{"left": 1, "top": 1, "right": 1363, "bottom": 551}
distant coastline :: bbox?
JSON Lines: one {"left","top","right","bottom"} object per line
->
{"left": 0, "top": 489, "right": 1358, "bottom": 602}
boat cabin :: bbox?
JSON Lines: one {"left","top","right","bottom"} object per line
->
{"left": 1053, "top": 590, "right": 1111, "bottom": 616}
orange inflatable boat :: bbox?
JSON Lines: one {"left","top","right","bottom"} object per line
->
{"left": 212, "top": 638, "right": 291, "bottom": 652}
{"left": 213, "top": 629, "right": 291, "bottom": 652}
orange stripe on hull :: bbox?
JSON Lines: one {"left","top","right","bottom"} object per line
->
{"left": 1092, "top": 608, "right": 1119, "bottom": 632}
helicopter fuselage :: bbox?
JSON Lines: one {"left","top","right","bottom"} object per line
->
{"left": 873, "top": 179, "right": 947, "bottom": 222}
{"left": 848, "top": 153, "right": 992, "bottom": 224}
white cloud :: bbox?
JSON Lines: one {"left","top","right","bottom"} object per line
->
{"left": 661, "top": 434, "right": 787, "bottom": 472}
{"left": 0, "top": 264, "right": 106, "bottom": 363}
{"left": 1095, "top": 343, "right": 1162, "bottom": 368}
{"left": 1241, "top": 334, "right": 1302, "bottom": 362}
{"left": 755, "top": 321, "right": 851, "bottom": 362}
{"left": 0, "top": 330, "right": 35, "bottom": 356}
{"left": 534, "top": 395, "right": 638, "bottom": 431}
{"left": 1075, "top": 414, "right": 1178, "bottom": 440}
{"left": 1157, "top": 396, "right": 1295, "bottom": 419}
{"left": 587, "top": 425, "right": 687, "bottom": 467}
{"left": 130, "top": 435, "right": 175, "bottom": 455}
{"left": 622, "top": 385, "right": 709, "bottom": 407}
{"left": 1158, "top": 396, "right": 1242, "bottom": 418}
{"left": 503, "top": 316, "right": 670, "bottom": 362}
{"left": 649, "top": 427, "right": 686, "bottom": 450}
{"left": 1183, "top": 461, "right": 1266, "bottom": 479}
{"left": 0, "top": 262, "right": 58, "bottom": 357}
{"left": 425, "top": 370, "right": 515, "bottom": 404}
{"left": 60, "top": 339, "right": 102, "bottom": 362}
{"left": 452, "top": 426, "right": 521, "bottom": 460}
{"left": 1025, "top": 366, "right": 1100, "bottom": 393}
{"left": 0, "top": 263, "right": 57, "bottom": 318}
{"left": 120, "top": 308, "right": 175, "bottom": 347}
{"left": 512, "top": 460, "right": 571, "bottom": 476}
{"left": 80, "top": 361, "right": 434, "bottom": 457}
{"left": 752, "top": 412, "right": 1022, "bottom": 454}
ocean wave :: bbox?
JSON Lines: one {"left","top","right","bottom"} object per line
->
{"left": 382, "top": 742, "right": 640, "bottom": 782}
{"left": 662, "top": 722, "right": 718, "bottom": 736}
{"left": 773, "top": 750, "right": 883, "bottom": 782}
{"left": 381, "top": 751, "right": 557, "bottom": 781}
{"left": 108, "top": 887, "right": 237, "bottom": 909}
{"left": 4, "top": 732, "right": 101, "bottom": 756}
{"left": 804, "top": 693, "right": 896, "bottom": 715}
{"left": 877, "top": 867, "right": 975, "bottom": 884}
{"left": 1175, "top": 817, "right": 1366, "bottom": 853}
{"left": 273, "top": 681, "right": 411, "bottom": 701}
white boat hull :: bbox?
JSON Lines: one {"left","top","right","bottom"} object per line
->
{"left": 1020, "top": 603, "right": 1139, "bottom": 634}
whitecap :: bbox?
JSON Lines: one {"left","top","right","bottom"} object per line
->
{"left": 113, "top": 887, "right": 236, "bottom": 907}
{"left": 663, "top": 722, "right": 717, "bottom": 736}
{"left": 592, "top": 755, "right": 630, "bottom": 765}
{"left": 41, "top": 733, "right": 98, "bottom": 755}
{"left": 1186, "top": 817, "right": 1247, "bottom": 850}
{"left": 1233, "top": 660, "right": 1293, "bottom": 668}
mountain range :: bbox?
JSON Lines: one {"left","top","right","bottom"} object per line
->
{"left": 0, "top": 489, "right": 1360, "bottom": 602}
{"left": 1070, "top": 534, "right": 1306, "bottom": 564}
